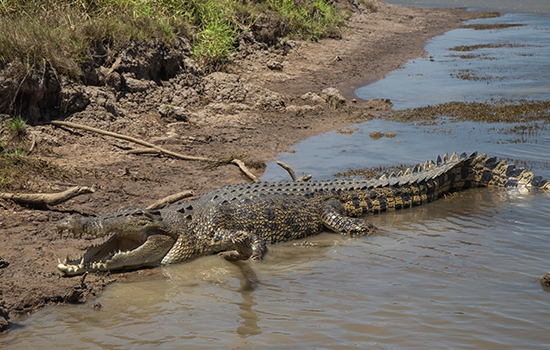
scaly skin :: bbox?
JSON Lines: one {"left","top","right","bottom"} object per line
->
{"left": 56, "top": 152, "right": 549, "bottom": 275}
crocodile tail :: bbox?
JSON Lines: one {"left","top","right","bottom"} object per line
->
{"left": 450, "top": 152, "right": 550, "bottom": 190}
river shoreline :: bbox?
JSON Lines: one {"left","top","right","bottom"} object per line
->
{"left": 0, "top": 0, "right": 491, "bottom": 332}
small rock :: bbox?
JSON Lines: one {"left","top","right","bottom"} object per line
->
{"left": 158, "top": 105, "right": 188, "bottom": 122}
{"left": 369, "top": 131, "right": 384, "bottom": 140}
{"left": 105, "top": 71, "right": 123, "bottom": 90}
{"left": 320, "top": 88, "right": 346, "bottom": 107}
{"left": 300, "top": 92, "right": 325, "bottom": 104}
{"left": 540, "top": 272, "right": 550, "bottom": 287}
{"left": 124, "top": 75, "right": 153, "bottom": 93}
{"left": 267, "top": 61, "right": 283, "bottom": 70}
{"left": 0, "top": 256, "right": 8, "bottom": 269}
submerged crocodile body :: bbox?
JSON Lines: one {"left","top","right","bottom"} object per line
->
{"left": 56, "top": 152, "right": 549, "bottom": 275}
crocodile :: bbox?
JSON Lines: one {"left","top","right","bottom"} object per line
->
{"left": 56, "top": 152, "right": 549, "bottom": 275}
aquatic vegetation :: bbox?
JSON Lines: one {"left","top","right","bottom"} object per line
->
{"left": 462, "top": 23, "right": 524, "bottom": 30}
{"left": 387, "top": 100, "right": 550, "bottom": 123}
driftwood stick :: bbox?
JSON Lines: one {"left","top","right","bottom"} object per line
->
{"left": 276, "top": 161, "right": 311, "bottom": 182}
{"left": 232, "top": 159, "right": 261, "bottom": 183}
{"left": 0, "top": 186, "right": 95, "bottom": 206}
{"left": 126, "top": 148, "right": 162, "bottom": 155}
{"left": 276, "top": 161, "right": 297, "bottom": 181}
{"left": 27, "top": 133, "right": 36, "bottom": 155}
{"left": 51, "top": 120, "right": 212, "bottom": 162}
{"left": 146, "top": 190, "right": 195, "bottom": 210}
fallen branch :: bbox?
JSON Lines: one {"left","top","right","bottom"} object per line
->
{"left": 0, "top": 186, "right": 95, "bottom": 206}
{"left": 51, "top": 120, "right": 213, "bottom": 162}
{"left": 27, "top": 133, "right": 36, "bottom": 155}
{"left": 276, "top": 161, "right": 298, "bottom": 180}
{"left": 232, "top": 159, "right": 261, "bottom": 183}
{"left": 126, "top": 148, "right": 162, "bottom": 155}
{"left": 51, "top": 120, "right": 266, "bottom": 183}
{"left": 276, "top": 161, "right": 311, "bottom": 182}
{"left": 146, "top": 190, "right": 195, "bottom": 210}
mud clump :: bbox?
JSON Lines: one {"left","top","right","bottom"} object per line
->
{"left": 0, "top": 38, "right": 196, "bottom": 124}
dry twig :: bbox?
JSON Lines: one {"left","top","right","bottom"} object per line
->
{"left": 276, "top": 161, "right": 298, "bottom": 180}
{"left": 51, "top": 120, "right": 212, "bottom": 162}
{"left": 232, "top": 159, "right": 261, "bottom": 183}
{"left": 0, "top": 186, "right": 95, "bottom": 206}
{"left": 51, "top": 121, "right": 265, "bottom": 182}
{"left": 126, "top": 148, "right": 162, "bottom": 155}
{"left": 146, "top": 190, "right": 195, "bottom": 210}
{"left": 276, "top": 161, "right": 311, "bottom": 182}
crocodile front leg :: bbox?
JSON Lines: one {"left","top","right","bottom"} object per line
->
{"left": 162, "top": 229, "right": 267, "bottom": 264}
{"left": 218, "top": 230, "right": 267, "bottom": 261}
{"left": 321, "top": 199, "right": 376, "bottom": 236}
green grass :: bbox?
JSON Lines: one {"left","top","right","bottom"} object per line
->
{"left": 5, "top": 115, "right": 27, "bottom": 138}
{"left": 268, "top": 0, "right": 345, "bottom": 41}
{"left": 0, "top": 0, "right": 345, "bottom": 74}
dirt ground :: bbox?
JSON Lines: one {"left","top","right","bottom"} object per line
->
{"left": 0, "top": 0, "right": 487, "bottom": 331}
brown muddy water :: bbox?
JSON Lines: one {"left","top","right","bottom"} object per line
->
{"left": 2, "top": 118, "right": 550, "bottom": 349}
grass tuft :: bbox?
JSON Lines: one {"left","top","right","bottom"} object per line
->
{"left": 5, "top": 115, "right": 27, "bottom": 139}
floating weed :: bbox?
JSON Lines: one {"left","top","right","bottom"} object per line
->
{"left": 462, "top": 23, "right": 524, "bottom": 30}
{"left": 387, "top": 100, "right": 550, "bottom": 123}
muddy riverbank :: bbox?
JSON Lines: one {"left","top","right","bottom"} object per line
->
{"left": 0, "top": 0, "right": 488, "bottom": 331}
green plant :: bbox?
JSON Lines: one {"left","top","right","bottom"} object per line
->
{"left": 191, "top": 0, "right": 240, "bottom": 70}
{"left": 5, "top": 115, "right": 27, "bottom": 138}
{"left": 267, "top": 0, "right": 344, "bottom": 41}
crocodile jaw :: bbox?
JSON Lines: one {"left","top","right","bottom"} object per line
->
{"left": 58, "top": 232, "right": 176, "bottom": 276}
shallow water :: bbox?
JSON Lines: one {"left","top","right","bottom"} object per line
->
{"left": 262, "top": 118, "right": 550, "bottom": 181}
{"left": 3, "top": 1, "right": 550, "bottom": 349}
{"left": 356, "top": 3, "right": 550, "bottom": 109}
{"left": 385, "top": 0, "right": 550, "bottom": 13}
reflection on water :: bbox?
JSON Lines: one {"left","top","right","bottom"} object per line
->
{"left": 232, "top": 262, "right": 261, "bottom": 337}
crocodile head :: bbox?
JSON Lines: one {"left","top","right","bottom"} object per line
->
{"left": 56, "top": 207, "right": 177, "bottom": 276}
